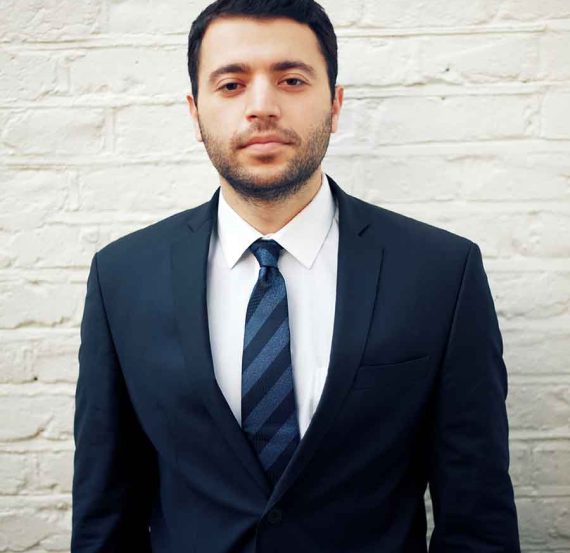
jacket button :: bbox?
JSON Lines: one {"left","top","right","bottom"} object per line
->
{"left": 267, "top": 508, "right": 283, "bottom": 524}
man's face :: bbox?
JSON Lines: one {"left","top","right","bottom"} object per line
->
{"left": 186, "top": 16, "right": 343, "bottom": 203}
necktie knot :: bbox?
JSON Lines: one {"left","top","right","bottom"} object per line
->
{"left": 249, "top": 239, "right": 283, "bottom": 269}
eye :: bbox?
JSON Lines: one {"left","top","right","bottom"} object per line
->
{"left": 218, "top": 82, "right": 242, "bottom": 92}
{"left": 283, "top": 78, "right": 305, "bottom": 87}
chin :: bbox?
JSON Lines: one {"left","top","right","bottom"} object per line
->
{"left": 243, "top": 165, "right": 288, "bottom": 180}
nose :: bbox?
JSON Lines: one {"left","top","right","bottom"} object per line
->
{"left": 244, "top": 77, "right": 281, "bottom": 122}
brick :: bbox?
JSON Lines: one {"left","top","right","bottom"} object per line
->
{"left": 0, "top": 281, "right": 80, "bottom": 329}
{"left": 338, "top": 37, "right": 421, "bottom": 87}
{"left": 78, "top": 162, "right": 217, "bottom": 211}
{"left": 361, "top": 0, "right": 496, "bottom": 28}
{"left": 420, "top": 34, "right": 538, "bottom": 84}
{"left": 539, "top": 32, "right": 570, "bottom": 81}
{"left": 0, "top": 339, "right": 34, "bottom": 384}
{"left": 32, "top": 338, "right": 79, "bottom": 384}
{"left": 0, "top": 51, "right": 60, "bottom": 101}
{"left": 424, "top": 491, "right": 434, "bottom": 543}
{"left": 0, "top": 397, "right": 51, "bottom": 441}
{"left": 115, "top": 104, "right": 197, "bottom": 156}
{"left": 516, "top": 211, "right": 570, "bottom": 258}
{"left": 371, "top": 95, "right": 536, "bottom": 145}
{"left": 41, "top": 530, "right": 72, "bottom": 551}
{"left": 328, "top": 99, "right": 380, "bottom": 154}
{"left": 533, "top": 444, "right": 570, "bottom": 488}
{"left": 542, "top": 91, "right": 570, "bottom": 139}
{"left": 492, "top": 271, "right": 570, "bottom": 320}
{"left": 321, "top": 156, "right": 361, "bottom": 196}
{"left": 457, "top": 152, "right": 570, "bottom": 201}
{"left": 516, "top": 497, "right": 570, "bottom": 547}
{"left": 2, "top": 109, "right": 106, "bottom": 156}
{"left": 351, "top": 152, "right": 570, "bottom": 202}
{"left": 0, "top": 169, "right": 76, "bottom": 232}
{"left": 508, "top": 442, "right": 533, "bottom": 490}
{"left": 8, "top": 224, "right": 109, "bottom": 268}
{"left": 107, "top": 0, "right": 207, "bottom": 35}
{"left": 36, "top": 451, "right": 73, "bottom": 493}
{"left": 324, "top": 2, "right": 363, "bottom": 27}
{"left": 354, "top": 156, "right": 458, "bottom": 202}
{"left": 0, "top": 0, "right": 568, "bottom": 549}
{"left": 0, "top": 454, "right": 33, "bottom": 494}
{"left": 419, "top": 210, "right": 570, "bottom": 258}
{"left": 0, "top": 240, "right": 12, "bottom": 270}
{"left": 0, "top": 395, "right": 74, "bottom": 441}
{"left": 1, "top": 0, "right": 102, "bottom": 41}
{"left": 504, "top": 330, "right": 570, "bottom": 376}
{"left": 497, "top": 0, "right": 570, "bottom": 22}
{"left": 0, "top": 111, "right": 15, "bottom": 158}
{"left": 508, "top": 384, "right": 570, "bottom": 433}
{"left": 68, "top": 46, "right": 189, "bottom": 96}
{"left": 0, "top": 510, "right": 54, "bottom": 551}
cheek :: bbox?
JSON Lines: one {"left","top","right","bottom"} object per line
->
{"left": 292, "top": 108, "right": 330, "bottom": 137}
{"left": 204, "top": 108, "right": 242, "bottom": 142}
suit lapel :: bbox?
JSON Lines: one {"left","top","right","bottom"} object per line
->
{"left": 264, "top": 175, "right": 384, "bottom": 513}
{"left": 171, "top": 190, "right": 272, "bottom": 495}
{"left": 170, "top": 175, "right": 384, "bottom": 511}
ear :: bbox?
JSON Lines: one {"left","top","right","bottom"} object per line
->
{"left": 330, "top": 85, "right": 344, "bottom": 134}
{"left": 186, "top": 94, "right": 203, "bottom": 142}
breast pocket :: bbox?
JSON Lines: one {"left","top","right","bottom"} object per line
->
{"left": 352, "top": 354, "right": 431, "bottom": 390}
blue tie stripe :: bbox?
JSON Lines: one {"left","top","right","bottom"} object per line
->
{"left": 242, "top": 318, "right": 289, "bottom": 396}
{"left": 243, "top": 365, "right": 293, "bottom": 435}
{"left": 242, "top": 238, "right": 300, "bottom": 487}
{"left": 255, "top": 391, "right": 299, "bottom": 485}
{"left": 258, "top": 411, "right": 298, "bottom": 468}
{"left": 242, "top": 296, "right": 288, "bottom": 369}
{"left": 244, "top": 285, "right": 286, "bottom": 349}
{"left": 242, "top": 344, "right": 292, "bottom": 411}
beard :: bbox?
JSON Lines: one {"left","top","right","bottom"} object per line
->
{"left": 197, "top": 110, "right": 333, "bottom": 203}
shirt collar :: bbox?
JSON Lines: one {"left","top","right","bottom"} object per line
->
{"left": 216, "top": 172, "right": 338, "bottom": 270}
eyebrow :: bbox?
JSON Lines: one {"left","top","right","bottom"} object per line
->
{"left": 207, "top": 60, "right": 317, "bottom": 86}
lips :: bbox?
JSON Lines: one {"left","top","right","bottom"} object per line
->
{"left": 242, "top": 135, "right": 290, "bottom": 148}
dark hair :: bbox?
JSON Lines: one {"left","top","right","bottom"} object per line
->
{"left": 187, "top": 0, "right": 338, "bottom": 105}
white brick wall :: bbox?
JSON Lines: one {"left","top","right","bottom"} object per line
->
{"left": 1, "top": 0, "right": 569, "bottom": 550}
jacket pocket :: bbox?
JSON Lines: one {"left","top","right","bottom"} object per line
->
{"left": 352, "top": 354, "right": 431, "bottom": 390}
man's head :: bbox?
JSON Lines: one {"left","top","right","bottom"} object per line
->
{"left": 185, "top": 0, "right": 343, "bottom": 203}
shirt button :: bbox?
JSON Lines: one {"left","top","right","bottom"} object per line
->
{"left": 267, "top": 508, "right": 283, "bottom": 524}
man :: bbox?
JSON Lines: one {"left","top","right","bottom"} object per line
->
{"left": 71, "top": 0, "right": 521, "bottom": 551}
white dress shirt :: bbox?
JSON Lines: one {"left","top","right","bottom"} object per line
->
{"left": 206, "top": 172, "right": 339, "bottom": 439}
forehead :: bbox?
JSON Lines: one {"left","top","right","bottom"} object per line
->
{"left": 198, "top": 16, "right": 325, "bottom": 74}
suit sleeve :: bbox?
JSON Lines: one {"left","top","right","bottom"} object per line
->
{"left": 427, "top": 242, "right": 521, "bottom": 552}
{"left": 71, "top": 252, "right": 157, "bottom": 552}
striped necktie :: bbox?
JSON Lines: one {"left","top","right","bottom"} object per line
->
{"left": 241, "top": 238, "right": 300, "bottom": 487}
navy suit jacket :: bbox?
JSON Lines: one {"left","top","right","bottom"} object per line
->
{"left": 72, "top": 175, "right": 521, "bottom": 552}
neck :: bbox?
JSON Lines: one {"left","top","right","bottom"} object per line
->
{"left": 220, "top": 169, "right": 323, "bottom": 235}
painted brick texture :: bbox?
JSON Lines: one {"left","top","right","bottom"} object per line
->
{"left": 1, "top": 0, "right": 569, "bottom": 551}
